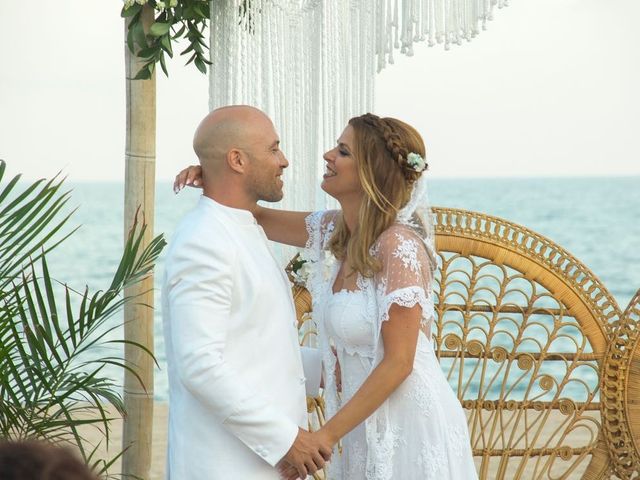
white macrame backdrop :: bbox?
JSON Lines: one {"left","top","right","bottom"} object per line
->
{"left": 209, "top": 0, "right": 507, "bottom": 212}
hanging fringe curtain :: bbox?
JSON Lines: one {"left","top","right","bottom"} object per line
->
{"left": 209, "top": 0, "right": 508, "bottom": 213}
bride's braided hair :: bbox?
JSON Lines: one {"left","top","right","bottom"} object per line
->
{"left": 358, "top": 113, "right": 425, "bottom": 184}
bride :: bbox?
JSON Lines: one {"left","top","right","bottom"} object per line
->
{"left": 175, "top": 113, "right": 477, "bottom": 480}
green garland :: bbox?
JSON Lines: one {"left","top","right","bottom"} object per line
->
{"left": 122, "top": 0, "right": 212, "bottom": 79}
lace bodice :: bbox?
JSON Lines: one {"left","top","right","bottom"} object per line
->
{"left": 303, "top": 209, "right": 436, "bottom": 329}
{"left": 325, "top": 290, "right": 376, "bottom": 358}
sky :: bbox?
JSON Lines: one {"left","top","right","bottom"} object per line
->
{"left": 1, "top": 0, "right": 638, "bottom": 181}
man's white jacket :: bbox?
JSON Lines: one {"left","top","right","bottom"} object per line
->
{"left": 162, "top": 196, "right": 308, "bottom": 479}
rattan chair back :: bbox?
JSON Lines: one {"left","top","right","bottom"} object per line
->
{"left": 292, "top": 207, "right": 639, "bottom": 479}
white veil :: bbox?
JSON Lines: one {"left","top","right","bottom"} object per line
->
{"left": 396, "top": 174, "right": 437, "bottom": 272}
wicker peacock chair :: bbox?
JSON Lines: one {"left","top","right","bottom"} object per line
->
{"left": 290, "top": 207, "right": 640, "bottom": 480}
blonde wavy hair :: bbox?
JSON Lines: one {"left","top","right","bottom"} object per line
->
{"left": 328, "top": 113, "right": 428, "bottom": 277}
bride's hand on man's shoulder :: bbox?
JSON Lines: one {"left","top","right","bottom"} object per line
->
{"left": 173, "top": 165, "right": 203, "bottom": 193}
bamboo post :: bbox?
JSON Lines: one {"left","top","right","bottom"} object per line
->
{"left": 122, "top": 5, "right": 156, "bottom": 479}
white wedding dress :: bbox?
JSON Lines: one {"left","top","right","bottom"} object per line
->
{"left": 304, "top": 210, "right": 478, "bottom": 480}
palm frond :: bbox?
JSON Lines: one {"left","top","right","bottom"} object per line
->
{"left": 0, "top": 164, "right": 166, "bottom": 475}
{"left": 0, "top": 160, "right": 76, "bottom": 292}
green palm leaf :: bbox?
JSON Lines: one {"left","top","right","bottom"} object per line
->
{"left": 0, "top": 160, "right": 166, "bottom": 475}
{"left": 0, "top": 161, "right": 77, "bottom": 292}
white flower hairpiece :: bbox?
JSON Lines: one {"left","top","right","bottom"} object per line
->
{"left": 406, "top": 152, "right": 427, "bottom": 172}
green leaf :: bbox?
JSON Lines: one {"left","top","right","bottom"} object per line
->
{"left": 42, "top": 259, "right": 71, "bottom": 359}
{"left": 126, "top": 23, "right": 135, "bottom": 53}
{"left": 121, "top": 3, "right": 142, "bottom": 18}
{"left": 137, "top": 46, "right": 159, "bottom": 59}
{"left": 64, "top": 286, "right": 77, "bottom": 349}
{"left": 133, "top": 65, "right": 153, "bottom": 80}
{"left": 195, "top": 56, "right": 207, "bottom": 74}
{"left": 173, "top": 24, "right": 186, "bottom": 39}
{"left": 107, "top": 339, "right": 159, "bottom": 368}
{"left": 0, "top": 175, "right": 47, "bottom": 217}
{"left": 0, "top": 172, "right": 20, "bottom": 205}
{"left": 149, "top": 22, "right": 172, "bottom": 37}
{"left": 159, "top": 52, "right": 169, "bottom": 76}
{"left": 181, "top": 42, "right": 195, "bottom": 56}
{"left": 132, "top": 20, "right": 148, "bottom": 49}
{"left": 160, "top": 34, "right": 174, "bottom": 57}
{"left": 193, "top": 3, "right": 208, "bottom": 18}
{"left": 0, "top": 169, "right": 74, "bottom": 292}
{"left": 184, "top": 52, "right": 197, "bottom": 66}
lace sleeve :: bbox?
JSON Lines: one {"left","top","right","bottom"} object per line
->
{"left": 303, "top": 210, "right": 338, "bottom": 261}
{"left": 373, "top": 225, "right": 435, "bottom": 328}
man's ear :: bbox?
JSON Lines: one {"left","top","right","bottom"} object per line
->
{"left": 227, "top": 148, "right": 247, "bottom": 174}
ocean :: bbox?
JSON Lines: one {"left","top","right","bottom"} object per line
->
{"left": 41, "top": 177, "right": 640, "bottom": 401}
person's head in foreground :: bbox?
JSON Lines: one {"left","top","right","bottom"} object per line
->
{"left": 0, "top": 440, "right": 99, "bottom": 480}
{"left": 322, "top": 112, "right": 429, "bottom": 276}
{"left": 192, "top": 105, "right": 288, "bottom": 207}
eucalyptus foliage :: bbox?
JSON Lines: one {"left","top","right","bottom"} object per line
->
{"left": 122, "top": 0, "right": 212, "bottom": 79}
{"left": 0, "top": 160, "right": 166, "bottom": 476}
{"left": 122, "top": 0, "right": 255, "bottom": 79}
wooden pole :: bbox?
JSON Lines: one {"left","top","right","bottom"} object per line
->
{"left": 122, "top": 5, "right": 156, "bottom": 479}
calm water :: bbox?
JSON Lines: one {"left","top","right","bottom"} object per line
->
{"left": 41, "top": 177, "right": 640, "bottom": 401}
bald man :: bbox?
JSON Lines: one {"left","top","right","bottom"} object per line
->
{"left": 161, "top": 106, "right": 330, "bottom": 479}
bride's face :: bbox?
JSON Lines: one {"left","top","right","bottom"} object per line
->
{"left": 321, "top": 125, "right": 363, "bottom": 202}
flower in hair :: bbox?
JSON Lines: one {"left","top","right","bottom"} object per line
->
{"left": 406, "top": 152, "right": 426, "bottom": 172}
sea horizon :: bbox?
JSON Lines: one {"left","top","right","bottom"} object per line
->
{"left": 14, "top": 173, "right": 640, "bottom": 184}
{"left": 17, "top": 176, "right": 639, "bottom": 401}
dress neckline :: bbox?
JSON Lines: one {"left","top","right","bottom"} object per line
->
{"left": 330, "top": 259, "right": 364, "bottom": 295}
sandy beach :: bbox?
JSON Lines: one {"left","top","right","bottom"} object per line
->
{"left": 85, "top": 402, "right": 596, "bottom": 479}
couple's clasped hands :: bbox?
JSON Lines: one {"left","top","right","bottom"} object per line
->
{"left": 278, "top": 427, "right": 335, "bottom": 480}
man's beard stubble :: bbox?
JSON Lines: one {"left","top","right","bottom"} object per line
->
{"left": 249, "top": 174, "right": 284, "bottom": 203}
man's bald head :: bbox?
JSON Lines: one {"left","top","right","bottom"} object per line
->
{"left": 193, "top": 105, "right": 272, "bottom": 174}
{"left": 192, "top": 105, "right": 287, "bottom": 206}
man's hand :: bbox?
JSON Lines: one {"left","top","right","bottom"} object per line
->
{"left": 277, "top": 428, "right": 333, "bottom": 480}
